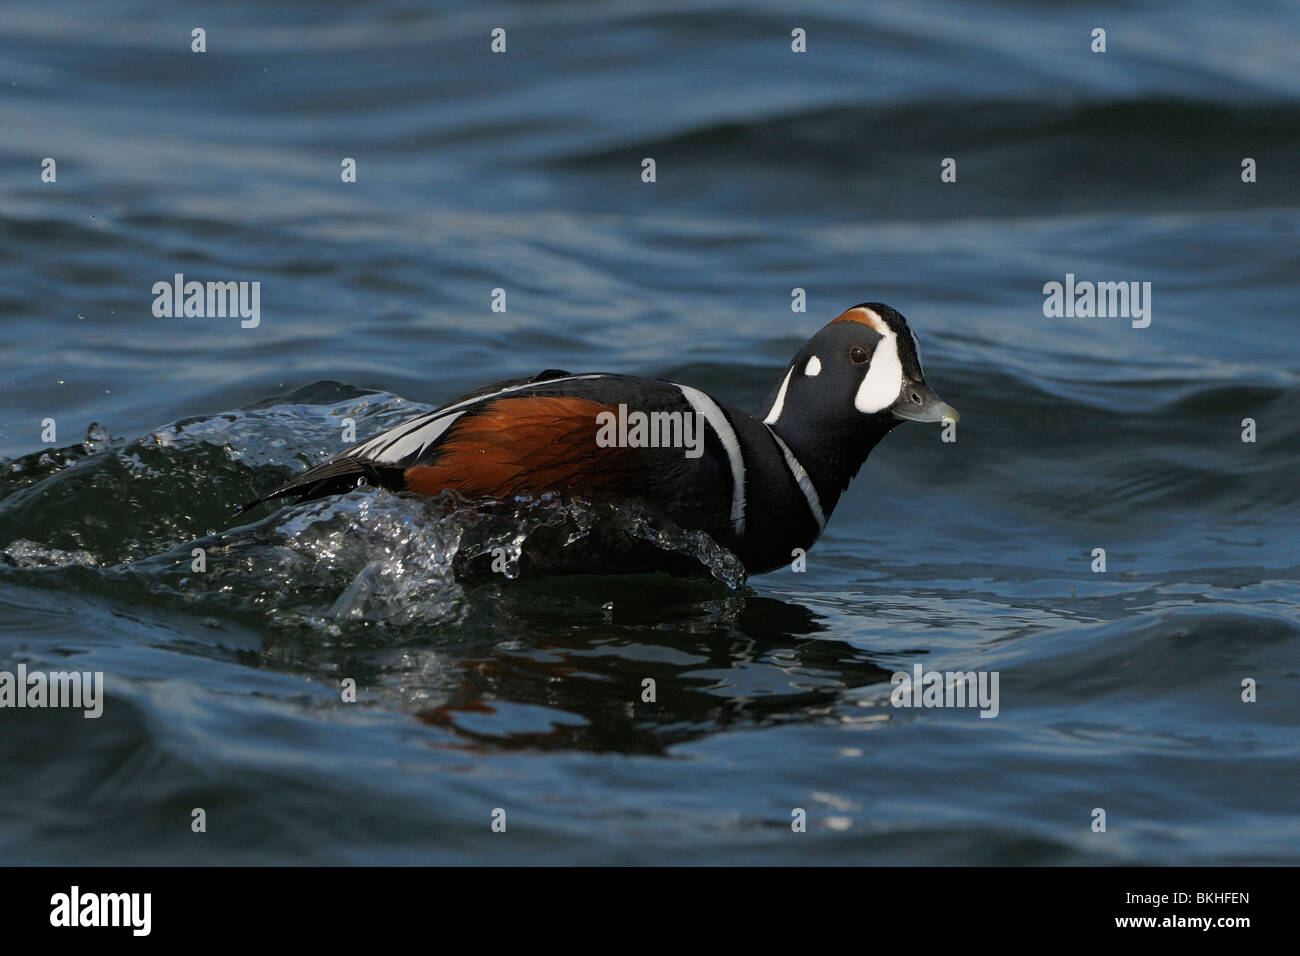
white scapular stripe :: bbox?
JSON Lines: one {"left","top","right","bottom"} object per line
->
{"left": 761, "top": 367, "right": 795, "bottom": 425}
{"left": 804, "top": 355, "right": 821, "bottom": 376}
{"left": 676, "top": 384, "right": 746, "bottom": 534}
{"left": 766, "top": 428, "right": 826, "bottom": 529}
{"left": 854, "top": 326, "right": 904, "bottom": 414}
{"left": 346, "top": 373, "right": 611, "bottom": 462}
{"left": 371, "top": 411, "right": 465, "bottom": 464}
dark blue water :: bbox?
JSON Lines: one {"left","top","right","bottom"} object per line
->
{"left": 2, "top": 0, "right": 1298, "bottom": 864}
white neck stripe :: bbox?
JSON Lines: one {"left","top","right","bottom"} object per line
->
{"left": 676, "top": 384, "right": 746, "bottom": 535}
{"left": 766, "top": 427, "right": 826, "bottom": 530}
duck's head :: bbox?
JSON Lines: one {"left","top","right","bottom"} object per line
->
{"left": 756, "top": 303, "right": 958, "bottom": 462}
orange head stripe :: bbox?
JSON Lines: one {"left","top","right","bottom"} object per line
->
{"left": 403, "top": 395, "right": 634, "bottom": 499}
{"left": 830, "top": 305, "right": 889, "bottom": 335}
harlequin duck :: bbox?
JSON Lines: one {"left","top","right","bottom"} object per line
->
{"left": 239, "top": 304, "right": 958, "bottom": 575}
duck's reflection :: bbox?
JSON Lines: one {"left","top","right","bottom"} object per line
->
{"left": 402, "top": 578, "right": 892, "bottom": 754}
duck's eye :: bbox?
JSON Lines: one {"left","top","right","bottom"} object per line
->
{"left": 849, "top": 346, "right": 869, "bottom": 365}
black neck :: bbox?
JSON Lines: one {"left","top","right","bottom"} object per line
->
{"left": 751, "top": 364, "right": 902, "bottom": 520}
{"left": 772, "top": 418, "right": 898, "bottom": 516}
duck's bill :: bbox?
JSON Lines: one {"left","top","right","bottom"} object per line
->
{"left": 891, "top": 383, "right": 959, "bottom": 423}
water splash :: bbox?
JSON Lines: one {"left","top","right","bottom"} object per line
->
{"left": 0, "top": 386, "right": 747, "bottom": 631}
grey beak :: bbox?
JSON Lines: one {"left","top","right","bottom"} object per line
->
{"left": 891, "top": 382, "right": 959, "bottom": 423}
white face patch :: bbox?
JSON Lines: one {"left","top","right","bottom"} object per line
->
{"left": 804, "top": 355, "right": 821, "bottom": 376}
{"left": 853, "top": 328, "right": 904, "bottom": 414}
